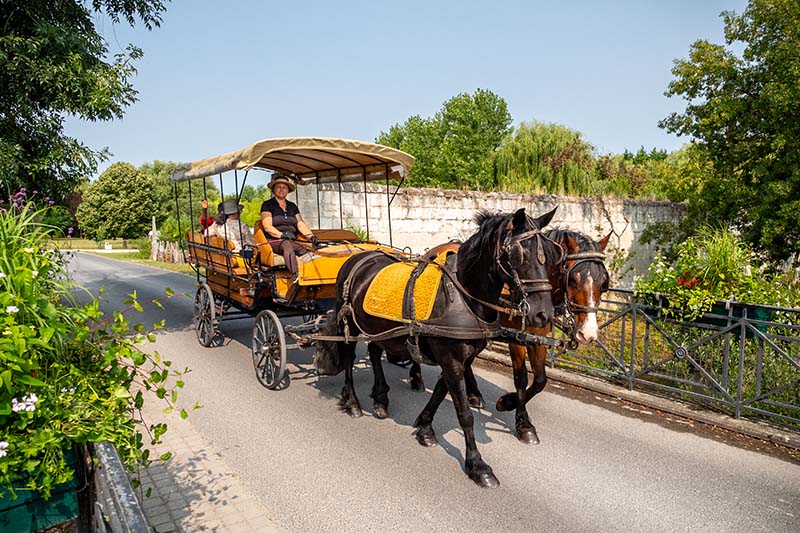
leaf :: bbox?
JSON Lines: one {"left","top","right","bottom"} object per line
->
{"left": 180, "top": 408, "right": 188, "bottom": 420}
{"left": 165, "top": 287, "right": 175, "bottom": 297}
{"left": 16, "top": 374, "right": 46, "bottom": 387}
{"left": 159, "top": 452, "right": 173, "bottom": 461}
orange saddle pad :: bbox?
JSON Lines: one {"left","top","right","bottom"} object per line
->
{"left": 363, "top": 252, "right": 450, "bottom": 322}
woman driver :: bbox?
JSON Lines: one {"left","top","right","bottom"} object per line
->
{"left": 260, "top": 173, "right": 319, "bottom": 280}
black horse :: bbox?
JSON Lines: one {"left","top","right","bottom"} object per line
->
{"left": 315, "top": 208, "right": 563, "bottom": 488}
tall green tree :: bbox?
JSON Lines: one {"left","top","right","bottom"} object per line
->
{"left": 0, "top": 0, "right": 169, "bottom": 204}
{"left": 377, "top": 89, "right": 511, "bottom": 190}
{"left": 493, "top": 121, "right": 596, "bottom": 195}
{"left": 76, "top": 162, "right": 157, "bottom": 240}
{"left": 660, "top": 0, "right": 800, "bottom": 264}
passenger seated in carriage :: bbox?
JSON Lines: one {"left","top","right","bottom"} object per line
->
{"left": 199, "top": 198, "right": 224, "bottom": 234}
{"left": 260, "top": 173, "right": 319, "bottom": 279}
{"left": 206, "top": 199, "right": 254, "bottom": 252}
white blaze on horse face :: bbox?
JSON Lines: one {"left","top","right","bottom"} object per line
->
{"left": 575, "top": 271, "right": 599, "bottom": 345}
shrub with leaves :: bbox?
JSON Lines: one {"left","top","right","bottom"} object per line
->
{"left": 634, "top": 227, "right": 793, "bottom": 320}
{"left": 0, "top": 198, "right": 189, "bottom": 498}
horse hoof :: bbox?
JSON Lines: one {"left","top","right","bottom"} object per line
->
{"left": 373, "top": 404, "right": 388, "bottom": 419}
{"left": 517, "top": 428, "right": 540, "bottom": 445}
{"left": 415, "top": 429, "right": 438, "bottom": 447}
{"left": 346, "top": 406, "right": 363, "bottom": 418}
{"left": 468, "top": 394, "right": 485, "bottom": 410}
{"left": 471, "top": 472, "right": 500, "bottom": 489}
{"left": 410, "top": 380, "right": 425, "bottom": 392}
{"left": 495, "top": 394, "right": 516, "bottom": 412}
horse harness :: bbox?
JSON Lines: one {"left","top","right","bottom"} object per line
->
{"left": 330, "top": 225, "right": 562, "bottom": 363}
{"left": 553, "top": 250, "right": 608, "bottom": 347}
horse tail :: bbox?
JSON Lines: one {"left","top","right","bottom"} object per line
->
{"left": 313, "top": 310, "right": 347, "bottom": 376}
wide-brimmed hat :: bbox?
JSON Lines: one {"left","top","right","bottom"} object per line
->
{"left": 267, "top": 173, "right": 296, "bottom": 193}
{"left": 219, "top": 199, "right": 243, "bottom": 215}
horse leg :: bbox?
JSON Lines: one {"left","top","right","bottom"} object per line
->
{"left": 412, "top": 374, "right": 448, "bottom": 447}
{"left": 495, "top": 344, "right": 539, "bottom": 444}
{"left": 464, "top": 361, "right": 485, "bottom": 409}
{"left": 337, "top": 341, "right": 363, "bottom": 418}
{"left": 409, "top": 361, "right": 425, "bottom": 391}
{"left": 367, "top": 342, "right": 390, "bottom": 419}
{"left": 439, "top": 358, "right": 499, "bottom": 488}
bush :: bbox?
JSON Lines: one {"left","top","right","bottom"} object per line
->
{"left": 634, "top": 227, "right": 793, "bottom": 320}
{"left": 0, "top": 201, "right": 189, "bottom": 498}
{"left": 134, "top": 237, "right": 152, "bottom": 259}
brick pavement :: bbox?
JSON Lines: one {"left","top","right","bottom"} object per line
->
{"left": 130, "top": 411, "right": 281, "bottom": 532}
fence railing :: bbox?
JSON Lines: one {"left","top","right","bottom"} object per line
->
{"left": 544, "top": 289, "right": 800, "bottom": 427}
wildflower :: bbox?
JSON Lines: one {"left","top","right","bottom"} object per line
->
{"left": 0, "top": 272, "right": 5, "bottom": 279}
{"left": 0, "top": 441, "right": 8, "bottom": 458}
{"left": 23, "top": 247, "right": 34, "bottom": 253}
{"left": 31, "top": 270, "right": 38, "bottom": 278}
{"left": 11, "top": 394, "right": 38, "bottom": 412}
{"left": 5, "top": 305, "right": 18, "bottom": 314}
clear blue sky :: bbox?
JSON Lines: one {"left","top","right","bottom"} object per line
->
{"left": 66, "top": 0, "right": 748, "bottom": 175}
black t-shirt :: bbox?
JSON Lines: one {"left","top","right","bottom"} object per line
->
{"left": 260, "top": 197, "right": 300, "bottom": 238}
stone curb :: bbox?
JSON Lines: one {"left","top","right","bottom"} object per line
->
{"left": 478, "top": 349, "right": 800, "bottom": 451}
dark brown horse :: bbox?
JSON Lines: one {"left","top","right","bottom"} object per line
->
{"left": 389, "top": 229, "right": 610, "bottom": 442}
{"left": 315, "top": 208, "right": 563, "bottom": 488}
{"left": 495, "top": 229, "right": 610, "bottom": 444}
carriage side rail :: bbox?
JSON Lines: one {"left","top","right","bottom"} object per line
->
{"left": 535, "top": 288, "right": 800, "bottom": 427}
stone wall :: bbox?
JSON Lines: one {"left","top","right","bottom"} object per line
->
{"left": 294, "top": 182, "right": 686, "bottom": 286}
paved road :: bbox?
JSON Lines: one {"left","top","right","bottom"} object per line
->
{"left": 72, "top": 253, "right": 800, "bottom": 532}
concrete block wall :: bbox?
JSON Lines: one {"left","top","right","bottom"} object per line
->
{"left": 293, "top": 182, "right": 686, "bottom": 286}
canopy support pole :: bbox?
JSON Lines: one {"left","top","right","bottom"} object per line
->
{"left": 315, "top": 172, "right": 321, "bottom": 229}
{"left": 338, "top": 170, "right": 343, "bottom": 230}
{"left": 385, "top": 164, "right": 392, "bottom": 247}
{"left": 362, "top": 166, "right": 369, "bottom": 240}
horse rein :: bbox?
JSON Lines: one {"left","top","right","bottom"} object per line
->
{"left": 496, "top": 226, "right": 563, "bottom": 325}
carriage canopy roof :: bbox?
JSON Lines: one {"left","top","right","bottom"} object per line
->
{"left": 169, "top": 137, "right": 415, "bottom": 185}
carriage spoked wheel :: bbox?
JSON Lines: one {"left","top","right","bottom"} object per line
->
{"left": 194, "top": 283, "right": 217, "bottom": 347}
{"left": 252, "top": 310, "right": 287, "bottom": 389}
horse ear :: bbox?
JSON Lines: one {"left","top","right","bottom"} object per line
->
{"left": 565, "top": 234, "right": 580, "bottom": 254}
{"left": 511, "top": 208, "right": 527, "bottom": 229}
{"left": 598, "top": 231, "right": 612, "bottom": 252}
{"left": 534, "top": 207, "right": 557, "bottom": 229}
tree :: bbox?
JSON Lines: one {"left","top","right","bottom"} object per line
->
{"left": 493, "top": 121, "right": 596, "bottom": 195}
{"left": 76, "top": 162, "right": 157, "bottom": 240}
{"left": 377, "top": 89, "right": 511, "bottom": 190}
{"left": 0, "top": 0, "right": 169, "bottom": 204}
{"left": 660, "top": 0, "right": 800, "bottom": 264}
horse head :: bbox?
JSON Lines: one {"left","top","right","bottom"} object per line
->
{"left": 498, "top": 207, "right": 562, "bottom": 328}
{"left": 560, "top": 231, "right": 611, "bottom": 345}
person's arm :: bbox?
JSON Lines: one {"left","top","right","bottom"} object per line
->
{"left": 260, "top": 211, "right": 284, "bottom": 239}
{"left": 296, "top": 214, "right": 319, "bottom": 247}
{"left": 296, "top": 214, "right": 314, "bottom": 240}
{"left": 200, "top": 199, "right": 211, "bottom": 230}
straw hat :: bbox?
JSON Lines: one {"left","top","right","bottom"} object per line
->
{"left": 267, "top": 173, "right": 297, "bottom": 193}
{"left": 219, "top": 199, "right": 243, "bottom": 216}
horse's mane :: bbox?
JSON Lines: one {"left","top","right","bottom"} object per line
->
{"left": 458, "top": 210, "right": 510, "bottom": 274}
{"left": 546, "top": 228, "right": 602, "bottom": 252}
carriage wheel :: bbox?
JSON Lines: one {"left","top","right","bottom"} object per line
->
{"left": 194, "top": 283, "right": 216, "bottom": 347}
{"left": 252, "top": 310, "right": 287, "bottom": 389}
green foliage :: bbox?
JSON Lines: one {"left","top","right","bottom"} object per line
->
{"left": 0, "top": 0, "right": 169, "bottom": 204}
{"left": 377, "top": 89, "right": 512, "bottom": 190}
{"left": 133, "top": 237, "right": 152, "bottom": 259}
{"left": 660, "top": 0, "right": 800, "bottom": 265}
{"left": 76, "top": 162, "right": 158, "bottom": 240}
{"left": 493, "top": 121, "right": 595, "bottom": 195}
{"left": 140, "top": 161, "right": 219, "bottom": 224}
{"left": 0, "top": 202, "right": 187, "bottom": 498}
{"left": 635, "top": 227, "right": 793, "bottom": 320}
{"left": 39, "top": 206, "right": 74, "bottom": 236}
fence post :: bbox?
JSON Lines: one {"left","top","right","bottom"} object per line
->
{"left": 150, "top": 216, "right": 157, "bottom": 261}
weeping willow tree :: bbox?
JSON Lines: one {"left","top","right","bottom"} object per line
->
{"left": 492, "top": 122, "right": 596, "bottom": 195}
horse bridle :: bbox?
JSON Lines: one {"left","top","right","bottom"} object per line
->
{"left": 497, "top": 227, "right": 563, "bottom": 323}
{"left": 554, "top": 250, "right": 608, "bottom": 346}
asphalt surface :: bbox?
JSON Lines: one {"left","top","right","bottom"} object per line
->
{"left": 72, "top": 253, "right": 800, "bottom": 532}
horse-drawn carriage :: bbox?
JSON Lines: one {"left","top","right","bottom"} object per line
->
{"left": 170, "top": 137, "right": 417, "bottom": 389}
{"left": 171, "top": 136, "right": 611, "bottom": 487}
